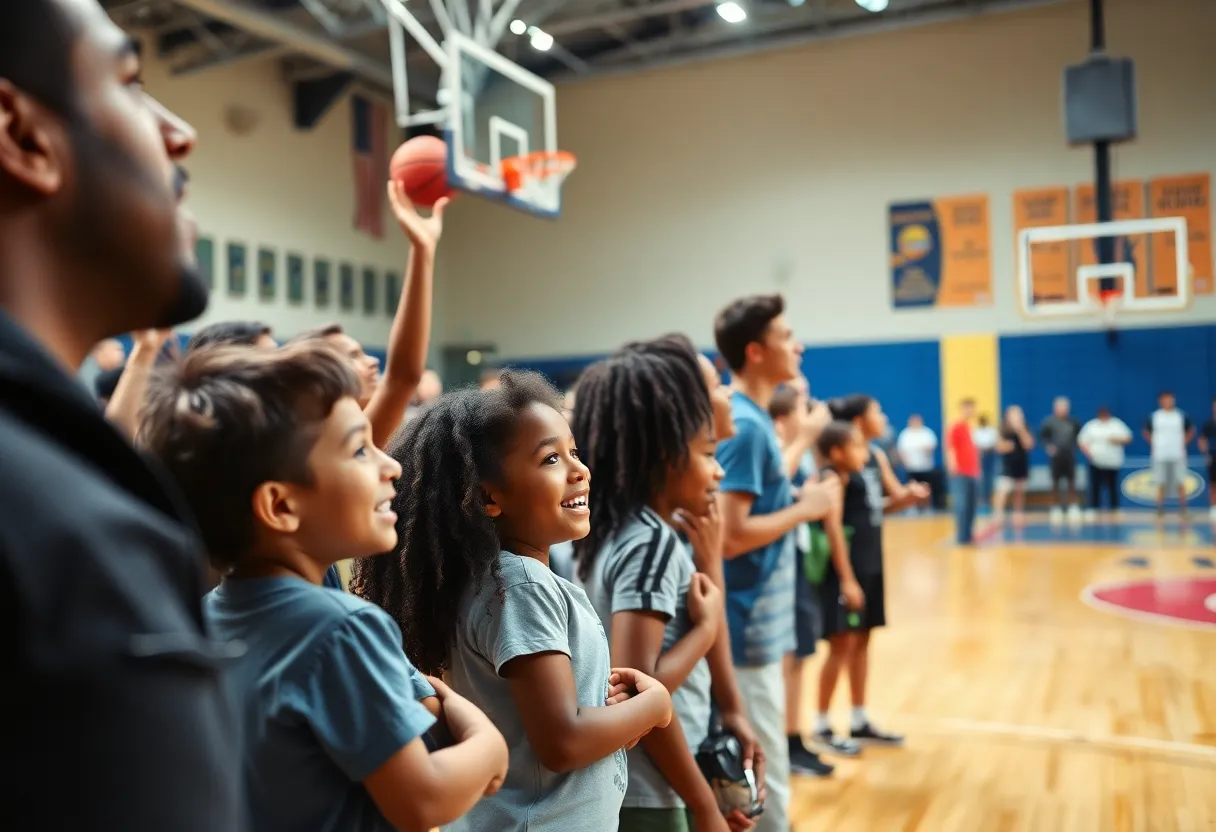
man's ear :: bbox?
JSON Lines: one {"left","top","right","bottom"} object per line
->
{"left": 0, "top": 82, "right": 64, "bottom": 197}
{"left": 252, "top": 481, "right": 303, "bottom": 534}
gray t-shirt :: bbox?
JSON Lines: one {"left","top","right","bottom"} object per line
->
{"left": 578, "top": 508, "right": 713, "bottom": 810}
{"left": 446, "top": 551, "right": 627, "bottom": 832}
{"left": 1039, "top": 415, "right": 1081, "bottom": 457}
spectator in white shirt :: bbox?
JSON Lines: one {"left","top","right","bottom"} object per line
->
{"left": 1143, "top": 391, "right": 1195, "bottom": 518}
{"left": 897, "top": 414, "right": 941, "bottom": 511}
{"left": 1078, "top": 406, "right": 1132, "bottom": 514}
{"left": 972, "top": 414, "right": 999, "bottom": 511}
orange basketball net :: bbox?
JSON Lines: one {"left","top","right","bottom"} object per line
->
{"left": 1099, "top": 287, "right": 1121, "bottom": 327}
{"left": 501, "top": 150, "right": 578, "bottom": 195}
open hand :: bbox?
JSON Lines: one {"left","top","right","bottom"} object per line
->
{"left": 387, "top": 180, "right": 448, "bottom": 252}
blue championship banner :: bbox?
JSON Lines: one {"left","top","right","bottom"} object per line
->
{"left": 890, "top": 195, "right": 992, "bottom": 309}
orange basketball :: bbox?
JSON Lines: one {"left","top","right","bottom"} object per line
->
{"left": 389, "top": 136, "right": 451, "bottom": 208}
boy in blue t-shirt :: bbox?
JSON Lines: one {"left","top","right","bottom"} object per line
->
{"left": 712, "top": 294, "right": 841, "bottom": 832}
{"left": 141, "top": 342, "right": 508, "bottom": 832}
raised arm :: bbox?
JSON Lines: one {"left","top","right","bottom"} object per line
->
{"left": 106, "top": 330, "right": 172, "bottom": 440}
{"left": 364, "top": 185, "right": 446, "bottom": 449}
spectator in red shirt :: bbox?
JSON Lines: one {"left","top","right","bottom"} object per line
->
{"left": 947, "top": 399, "right": 980, "bottom": 545}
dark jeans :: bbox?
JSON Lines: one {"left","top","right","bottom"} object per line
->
{"left": 907, "top": 468, "right": 946, "bottom": 510}
{"left": 950, "top": 475, "right": 979, "bottom": 544}
{"left": 980, "top": 450, "right": 998, "bottom": 508}
{"left": 1089, "top": 466, "right": 1120, "bottom": 509}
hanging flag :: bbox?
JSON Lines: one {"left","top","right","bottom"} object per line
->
{"left": 352, "top": 94, "right": 388, "bottom": 239}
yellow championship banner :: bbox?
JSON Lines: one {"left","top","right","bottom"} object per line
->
{"left": 1149, "top": 173, "right": 1212, "bottom": 295}
{"left": 890, "top": 195, "right": 992, "bottom": 309}
{"left": 1013, "top": 187, "right": 1072, "bottom": 302}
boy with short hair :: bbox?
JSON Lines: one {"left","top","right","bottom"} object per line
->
{"left": 140, "top": 342, "right": 508, "bottom": 832}
{"left": 712, "top": 294, "right": 842, "bottom": 824}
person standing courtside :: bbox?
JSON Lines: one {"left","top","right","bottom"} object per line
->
{"left": 946, "top": 399, "right": 980, "bottom": 545}
{"left": 1198, "top": 399, "right": 1216, "bottom": 520}
{"left": 0, "top": 3, "right": 240, "bottom": 829}
{"left": 896, "top": 414, "right": 941, "bottom": 513}
{"left": 1078, "top": 406, "right": 1132, "bottom": 516}
{"left": 1039, "top": 397, "right": 1083, "bottom": 523}
{"left": 1143, "top": 391, "right": 1195, "bottom": 520}
{"left": 712, "top": 295, "right": 839, "bottom": 828}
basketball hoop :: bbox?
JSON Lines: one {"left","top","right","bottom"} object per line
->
{"left": 501, "top": 150, "right": 577, "bottom": 204}
{"left": 1098, "top": 288, "right": 1121, "bottom": 327}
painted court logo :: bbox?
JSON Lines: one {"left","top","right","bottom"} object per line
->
{"left": 1120, "top": 468, "right": 1205, "bottom": 506}
{"left": 1082, "top": 577, "right": 1216, "bottom": 629}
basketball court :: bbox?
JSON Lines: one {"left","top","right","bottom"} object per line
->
{"left": 791, "top": 514, "right": 1216, "bottom": 831}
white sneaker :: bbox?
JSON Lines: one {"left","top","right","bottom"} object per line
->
{"left": 1067, "top": 505, "right": 1083, "bottom": 524}
{"left": 1050, "top": 507, "right": 1064, "bottom": 524}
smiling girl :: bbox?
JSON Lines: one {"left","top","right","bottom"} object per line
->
{"left": 353, "top": 370, "right": 672, "bottom": 832}
{"left": 573, "top": 342, "right": 760, "bottom": 832}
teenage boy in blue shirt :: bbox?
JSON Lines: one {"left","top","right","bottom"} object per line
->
{"left": 712, "top": 295, "right": 840, "bottom": 832}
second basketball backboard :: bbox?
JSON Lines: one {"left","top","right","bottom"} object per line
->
{"left": 1018, "top": 216, "right": 1191, "bottom": 319}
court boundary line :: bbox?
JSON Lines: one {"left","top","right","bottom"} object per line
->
{"left": 892, "top": 714, "right": 1216, "bottom": 766}
{"left": 1079, "top": 579, "right": 1216, "bottom": 632}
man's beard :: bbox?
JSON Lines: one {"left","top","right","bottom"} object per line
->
{"left": 66, "top": 120, "right": 210, "bottom": 332}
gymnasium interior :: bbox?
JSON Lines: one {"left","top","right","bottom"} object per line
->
{"left": 97, "top": 0, "right": 1216, "bottom": 827}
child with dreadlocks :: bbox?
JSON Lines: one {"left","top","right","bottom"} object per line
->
{"left": 812, "top": 395, "right": 927, "bottom": 752}
{"left": 572, "top": 336, "right": 763, "bottom": 832}
{"left": 352, "top": 370, "right": 673, "bottom": 832}
{"left": 139, "top": 342, "right": 509, "bottom": 832}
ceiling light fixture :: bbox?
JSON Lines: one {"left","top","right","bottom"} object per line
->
{"left": 509, "top": 18, "right": 527, "bottom": 34}
{"left": 716, "top": 1, "right": 747, "bottom": 23}
{"left": 528, "top": 26, "right": 554, "bottom": 50}
{"left": 855, "top": 0, "right": 889, "bottom": 11}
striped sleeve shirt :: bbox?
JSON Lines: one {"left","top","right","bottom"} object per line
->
{"left": 577, "top": 507, "right": 713, "bottom": 809}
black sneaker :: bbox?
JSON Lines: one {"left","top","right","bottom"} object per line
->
{"left": 850, "top": 721, "right": 905, "bottom": 746}
{"left": 811, "top": 729, "right": 862, "bottom": 757}
{"left": 788, "top": 744, "right": 835, "bottom": 778}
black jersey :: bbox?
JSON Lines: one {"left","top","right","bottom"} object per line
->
{"left": 1001, "top": 428, "right": 1030, "bottom": 479}
{"left": 828, "top": 445, "right": 885, "bottom": 577}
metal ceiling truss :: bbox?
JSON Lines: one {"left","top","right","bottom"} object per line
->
{"left": 104, "top": 0, "right": 1069, "bottom": 129}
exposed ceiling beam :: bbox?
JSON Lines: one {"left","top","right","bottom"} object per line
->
{"left": 571, "top": 0, "right": 1070, "bottom": 76}
{"left": 172, "top": 41, "right": 293, "bottom": 75}
{"left": 171, "top": 0, "right": 395, "bottom": 86}
{"left": 544, "top": 0, "right": 710, "bottom": 36}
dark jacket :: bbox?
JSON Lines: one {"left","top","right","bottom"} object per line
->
{"left": 0, "top": 310, "right": 242, "bottom": 830}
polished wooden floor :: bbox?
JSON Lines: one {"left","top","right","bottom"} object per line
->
{"left": 789, "top": 513, "right": 1216, "bottom": 832}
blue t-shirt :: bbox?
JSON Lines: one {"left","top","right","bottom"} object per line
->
{"left": 205, "top": 577, "right": 437, "bottom": 832}
{"left": 715, "top": 392, "right": 796, "bottom": 667}
{"left": 322, "top": 564, "right": 343, "bottom": 590}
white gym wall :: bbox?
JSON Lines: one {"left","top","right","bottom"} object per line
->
{"left": 435, "top": 0, "right": 1216, "bottom": 360}
{"left": 142, "top": 51, "right": 416, "bottom": 347}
